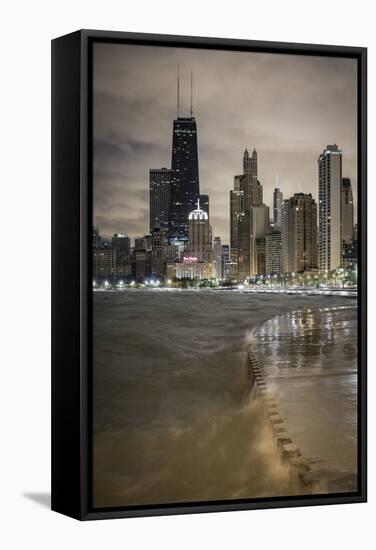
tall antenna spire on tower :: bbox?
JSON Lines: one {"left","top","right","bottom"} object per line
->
{"left": 177, "top": 64, "right": 180, "bottom": 119}
{"left": 190, "top": 71, "right": 193, "bottom": 118}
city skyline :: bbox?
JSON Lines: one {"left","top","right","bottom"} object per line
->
{"left": 93, "top": 43, "right": 357, "bottom": 244}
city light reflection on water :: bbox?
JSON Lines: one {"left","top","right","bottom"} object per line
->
{"left": 253, "top": 304, "right": 358, "bottom": 490}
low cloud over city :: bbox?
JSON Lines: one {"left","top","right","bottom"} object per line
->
{"left": 93, "top": 42, "right": 357, "bottom": 242}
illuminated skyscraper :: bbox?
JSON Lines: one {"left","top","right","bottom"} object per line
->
{"left": 149, "top": 168, "right": 171, "bottom": 233}
{"left": 265, "top": 230, "right": 282, "bottom": 275}
{"left": 187, "top": 199, "right": 211, "bottom": 262}
{"left": 229, "top": 149, "right": 264, "bottom": 281}
{"left": 112, "top": 233, "right": 131, "bottom": 277}
{"left": 229, "top": 176, "right": 244, "bottom": 280}
{"left": 250, "top": 204, "right": 270, "bottom": 275}
{"left": 93, "top": 248, "right": 116, "bottom": 280}
{"left": 169, "top": 72, "right": 200, "bottom": 247}
{"left": 150, "top": 223, "right": 165, "bottom": 280}
{"left": 112, "top": 233, "right": 130, "bottom": 262}
{"left": 341, "top": 177, "right": 354, "bottom": 245}
{"left": 221, "top": 244, "right": 230, "bottom": 281}
{"left": 273, "top": 186, "right": 283, "bottom": 228}
{"left": 281, "top": 193, "right": 318, "bottom": 273}
{"left": 242, "top": 148, "right": 263, "bottom": 206}
{"left": 318, "top": 144, "right": 342, "bottom": 272}
{"left": 213, "top": 236, "right": 222, "bottom": 280}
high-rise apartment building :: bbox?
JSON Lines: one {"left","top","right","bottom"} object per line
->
{"left": 134, "top": 249, "right": 148, "bottom": 281}
{"left": 265, "top": 229, "right": 282, "bottom": 275}
{"left": 213, "top": 236, "right": 222, "bottom": 280}
{"left": 281, "top": 193, "right": 318, "bottom": 273}
{"left": 221, "top": 244, "right": 230, "bottom": 281}
{"left": 112, "top": 233, "right": 130, "bottom": 261}
{"left": 134, "top": 237, "right": 146, "bottom": 251}
{"left": 93, "top": 248, "right": 116, "bottom": 280}
{"left": 112, "top": 233, "right": 131, "bottom": 277}
{"left": 149, "top": 168, "right": 171, "bottom": 233}
{"left": 254, "top": 238, "right": 266, "bottom": 276}
{"left": 341, "top": 177, "right": 354, "bottom": 246}
{"left": 150, "top": 224, "right": 165, "bottom": 280}
{"left": 250, "top": 204, "right": 270, "bottom": 275}
{"left": 229, "top": 177, "right": 244, "bottom": 280}
{"left": 318, "top": 144, "right": 342, "bottom": 272}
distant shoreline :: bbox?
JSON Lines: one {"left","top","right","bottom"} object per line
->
{"left": 214, "top": 287, "right": 357, "bottom": 298}
{"left": 93, "top": 286, "right": 357, "bottom": 298}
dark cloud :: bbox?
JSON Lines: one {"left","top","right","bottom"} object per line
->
{"left": 93, "top": 43, "right": 357, "bottom": 242}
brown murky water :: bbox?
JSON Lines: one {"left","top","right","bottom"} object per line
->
{"left": 93, "top": 290, "right": 357, "bottom": 507}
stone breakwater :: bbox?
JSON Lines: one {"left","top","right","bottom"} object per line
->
{"left": 248, "top": 349, "right": 313, "bottom": 493}
{"left": 248, "top": 305, "right": 358, "bottom": 495}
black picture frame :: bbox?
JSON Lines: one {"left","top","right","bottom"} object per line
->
{"left": 51, "top": 29, "right": 367, "bottom": 520}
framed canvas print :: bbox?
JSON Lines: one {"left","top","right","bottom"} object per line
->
{"left": 51, "top": 30, "right": 367, "bottom": 520}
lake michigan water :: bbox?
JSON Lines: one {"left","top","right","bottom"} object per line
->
{"left": 93, "top": 289, "right": 357, "bottom": 507}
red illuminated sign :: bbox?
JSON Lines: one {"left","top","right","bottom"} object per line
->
{"left": 183, "top": 256, "right": 198, "bottom": 262}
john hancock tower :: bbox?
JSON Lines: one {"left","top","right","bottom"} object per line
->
{"left": 169, "top": 70, "right": 200, "bottom": 248}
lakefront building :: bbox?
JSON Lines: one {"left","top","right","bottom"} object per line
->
{"left": 187, "top": 199, "right": 212, "bottom": 262}
{"left": 281, "top": 193, "right": 318, "bottom": 273}
{"left": 134, "top": 249, "right": 148, "bottom": 281}
{"left": 250, "top": 204, "right": 270, "bottom": 275}
{"left": 149, "top": 168, "right": 171, "bottom": 233}
{"left": 318, "top": 144, "right": 342, "bottom": 272}
{"left": 265, "top": 229, "right": 282, "bottom": 275}
{"left": 93, "top": 247, "right": 116, "bottom": 280}
{"left": 150, "top": 224, "right": 165, "bottom": 280}
{"left": 112, "top": 233, "right": 131, "bottom": 277}
{"left": 221, "top": 244, "right": 230, "bottom": 281}
{"left": 213, "top": 236, "right": 222, "bottom": 280}
{"left": 167, "top": 200, "right": 213, "bottom": 281}
{"left": 166, "top": 257, "right": 212, "bottom": 281}
{"left": 341, "top": 177, "right": 354, "bottom": 246}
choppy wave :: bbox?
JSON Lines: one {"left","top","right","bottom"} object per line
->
{"left": 93, "top": 290, "right": 357, "bottom": 507}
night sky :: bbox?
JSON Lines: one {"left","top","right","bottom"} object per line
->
{"left": 93, "top": 42, "right": 357, "bottom": 244}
